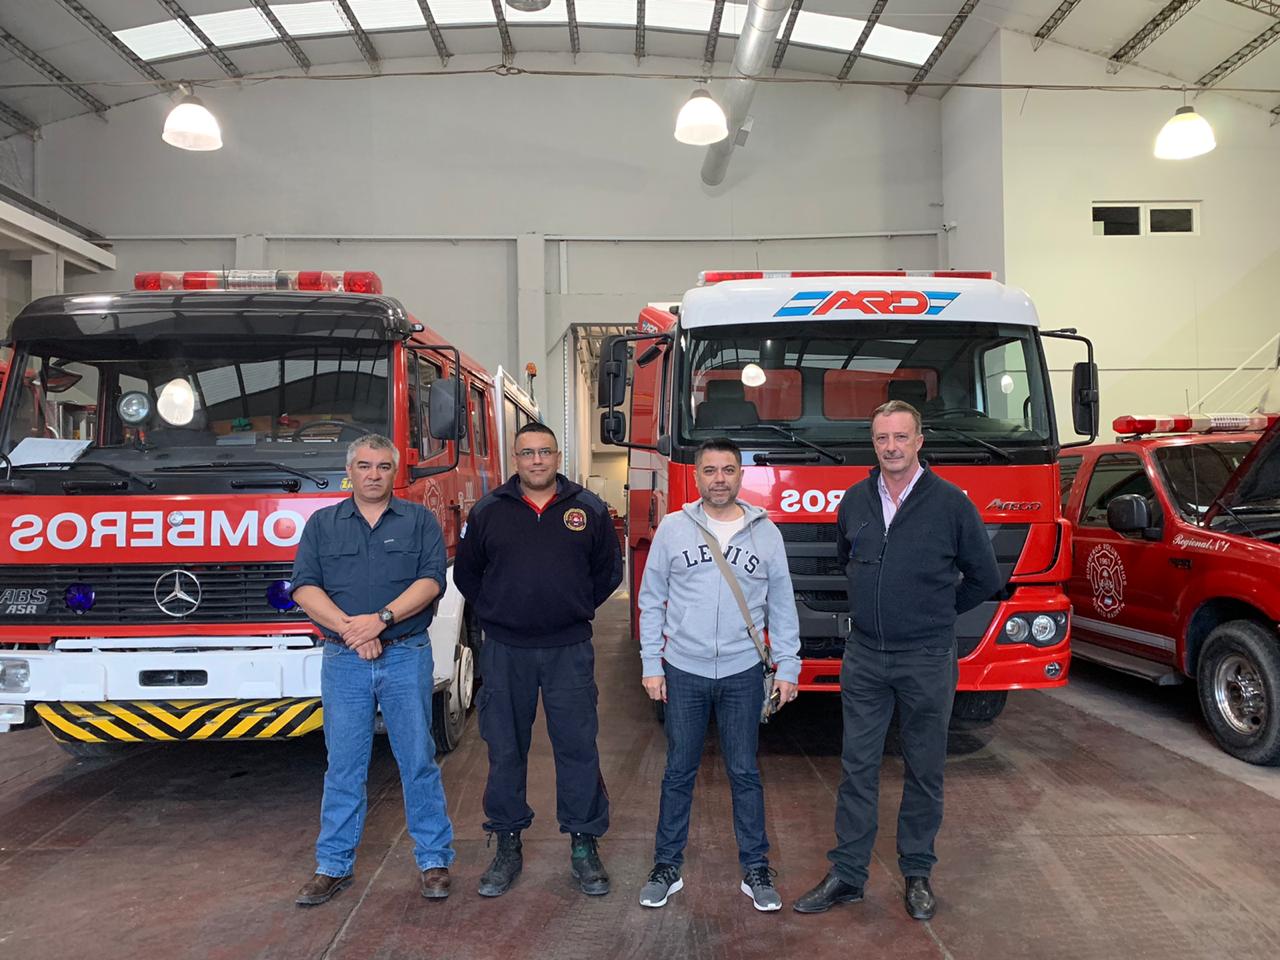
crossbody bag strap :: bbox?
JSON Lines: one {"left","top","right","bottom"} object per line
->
{"left": 697, "top": 522, "right": 774, "bottom": 668}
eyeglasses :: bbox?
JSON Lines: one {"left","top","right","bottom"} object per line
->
{"left": 514, "top": 447, "right": 558, "bottom": 460}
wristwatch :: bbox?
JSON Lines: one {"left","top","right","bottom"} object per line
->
{"left": 378, "top": 607, "right": 395, "bottom": 626}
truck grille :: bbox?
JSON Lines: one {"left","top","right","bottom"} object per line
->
{"left": 0, "top": 563, "right": 307, "bottom": 626}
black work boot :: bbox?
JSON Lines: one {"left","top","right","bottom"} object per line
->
{"left": 478, "top": 831, "right": 523, "bottom": 897}
{"left": 570, "top": 833, "right": 610, "bottom": 896}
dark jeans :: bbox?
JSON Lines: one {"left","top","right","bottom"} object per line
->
{"left": 827, "top": 639, "right": 957, "bottom": 887}
{"left": 654, "top": 661, "right": 769, "bottom": 871}
{"left": 477, "top": 638, "right": 609, "bottom": 836}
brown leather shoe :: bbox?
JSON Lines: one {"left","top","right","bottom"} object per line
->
{"left": 420, "top": 867, "right": 451, "bottom": 900}
{"left": 295, "top": 873, "right": 353, "bottom": 907}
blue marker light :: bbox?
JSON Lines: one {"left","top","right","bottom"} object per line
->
{"left": 267, "top": 580, "right": 296, "bottom": 611}
{"left": 65, "top": 583, "right": 96, "bottom": 614}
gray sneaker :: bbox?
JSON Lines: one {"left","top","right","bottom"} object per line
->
{"left": 741, "top": 865, "right": 782, "bottom": 912}
{"left": 639, "top": 862, "right": 683, "bottom": 908}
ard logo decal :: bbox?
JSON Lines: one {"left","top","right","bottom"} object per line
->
{"left": 1086, "top": 544, "right": 1126, "bottom": 620}
{"left": 564, "top": 508, "right": 587, "bottom": 532}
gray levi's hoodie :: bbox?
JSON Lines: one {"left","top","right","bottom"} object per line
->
{"left": 638, "top": 499, "right": 801, "bottom": 684}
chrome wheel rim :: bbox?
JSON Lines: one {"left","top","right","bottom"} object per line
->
{"left": 1213, "top": 653, "right": 1267, "bottom": 737}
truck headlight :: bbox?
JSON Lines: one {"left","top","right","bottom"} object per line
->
{"left": 0, "top": 658, "right": 31, "bottom": 693}
{"left": 1003, "top": 618, "right": 1029, "bottom": 643}
{"left": 1031, "top": 614, "right": 1056, "bottom": 643}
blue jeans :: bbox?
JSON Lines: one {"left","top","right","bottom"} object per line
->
{"left": 654, "top": 661, "right": 769, "bottom": 871}
{"left": 315, "top": 634, "right": 455, "bottom": 877}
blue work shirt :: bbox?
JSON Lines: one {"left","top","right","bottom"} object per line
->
{"left": 290, "top": 495, "right": 447, "bottom": 645}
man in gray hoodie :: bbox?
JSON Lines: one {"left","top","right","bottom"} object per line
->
{"left": 636, "top": 437, "right": 801, "bottom": 913}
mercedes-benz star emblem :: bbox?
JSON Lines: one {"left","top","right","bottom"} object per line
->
{"left": 154, "top": 570, "right": 202, "bottom": 618}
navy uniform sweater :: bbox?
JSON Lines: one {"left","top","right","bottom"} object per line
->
{"left": 836, "top": 465, "right": 1001, "bottom": 651}
{"left": 454, "top": 474, "right": 624, "bottom": 648}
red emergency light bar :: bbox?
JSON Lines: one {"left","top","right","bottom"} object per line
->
{"left": 134, "top": 269, "right": 383, "bottom": 295}
{"left": 1113, "top": 413, "right": 1279, "bottom": 436}
{"left": 698, "top": 269, "right": 994, "bottom": 285}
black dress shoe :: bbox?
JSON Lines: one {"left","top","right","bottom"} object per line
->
{"left": 792, "top": 871, "right": 864, "bottom": 914}
{"left": 295, "top": 873, "right": 353, "bottom": 907}
{"left": 904, "top": 876, "right": 936, "bottom": 920}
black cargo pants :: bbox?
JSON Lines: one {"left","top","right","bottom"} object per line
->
{"left": 476, "top": 637, "right": 609, "bottom": 837}
{"left": 827, "top": 637, "right": 958, "bottom": 887}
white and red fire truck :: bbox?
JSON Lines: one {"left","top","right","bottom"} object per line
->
{"left": 598, "top": 270, "right": 1100, "bottom": 724}
{"left": 1062, "top": 412, "right": 1280, "bottom": 764}
{"left": 0, "top": 269, "right": 538, "bottom": 757}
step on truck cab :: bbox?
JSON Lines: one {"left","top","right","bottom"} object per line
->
{"left": 1062, "top": 412, "right": 1280, "bottom": 765}
{"left": 598, "top": 270, "right": 1100, "bottom": 726}
{"left": 0, "top": 268, "right": 538, "bottom": 757}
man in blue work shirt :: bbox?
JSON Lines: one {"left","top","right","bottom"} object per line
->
{"left": 290, "top": 433, "right": 454, "bottom": 907}
{"left": 454, "top": 422, "right": 623, "bottom": 899}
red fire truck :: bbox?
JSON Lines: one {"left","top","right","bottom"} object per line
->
{"left": 598, "top": 270, "right": 1100, "bottom": 724}
{"left": 1062, "top": 412, "right": 1280, "bottom": 764}
{"left": 0, "top": 269, "right": 538, "bottom": 757}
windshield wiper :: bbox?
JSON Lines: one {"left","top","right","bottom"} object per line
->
{"left": 716, "top": 423, "right": 843, "bottom": 464}
{"left": 1210, "top": 496, "right": 1256, "bottom": 535}
{"left": 12, "top": 460, "right": 156, "bottom": 489}
{"left": 924, "top": 424, "right": 1013, "bottom": 463}
{"left": 153, "top": 460, "right": 329, "bottom": 489}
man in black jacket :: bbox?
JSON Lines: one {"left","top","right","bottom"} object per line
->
{"left": 454, "top": 422, "right": 623, "bottom": 899}
{"left": 795, "top": 400, "right": 1000, "bottom": 921}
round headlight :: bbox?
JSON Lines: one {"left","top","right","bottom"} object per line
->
{"left": 266, "top": 580, "right": 296, "bottom": 611}
{"left": 1004, "top": 617, "right": 1029, "bottom": 643}
{"left": 118, "top": 391, "right": 152, "bottom": 425}
{"left": 65, "top": 583, "right": 96, "bottom": 613}
{"left": 1031, "top": 614, "right": 1057, "bottom": 643}
{"left": 157, "top": 377, "right": 196, "bottom": 426}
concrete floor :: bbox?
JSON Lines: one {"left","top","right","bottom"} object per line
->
{"left": 2, "top": 597, "right": 1280, "bottom": 960}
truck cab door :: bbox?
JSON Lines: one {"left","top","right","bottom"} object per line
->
{"left": 1069, "top": 452, "right": 1178, "bottom": 665}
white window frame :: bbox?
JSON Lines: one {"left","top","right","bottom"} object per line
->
{"left": 1092, "top": 201, "right": 1200, "bottom": 237}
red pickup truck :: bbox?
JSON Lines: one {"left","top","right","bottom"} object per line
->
{"left": 1060, "top": 413, "right": 1280, "bottom": 765}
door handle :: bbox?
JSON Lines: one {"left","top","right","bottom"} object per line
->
{"left": 1169, "top": 557, "right": 1191, "bottom": 570}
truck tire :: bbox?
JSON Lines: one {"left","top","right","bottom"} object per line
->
{"left": 1196, "top": 620, "right": 1280, "bottom": 766}
{"left": 431, "top": 643, "right": 474, "bottom": 754}
{"left": 949, "top": 690, "right": 1008, "bottom": 729}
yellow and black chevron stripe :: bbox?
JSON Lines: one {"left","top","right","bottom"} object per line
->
{"left": 36, "top": 698, "right": 323, "bottom": 744}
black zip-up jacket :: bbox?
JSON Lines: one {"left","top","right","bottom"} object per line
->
{"left": 454, "top": 474, "right": 624, "bottom": 648}
{"left": 836, "top": 465, "right": 1001, "bottom": 652}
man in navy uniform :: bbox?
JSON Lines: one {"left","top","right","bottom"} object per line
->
{"left": 455, "top": 422, "right": 623, "bottom": 898}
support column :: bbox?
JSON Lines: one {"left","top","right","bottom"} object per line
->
{"left": 31, "top": 251, "right": 64, "bottom": 300}
{"left": 515, "top": 232, "right": 548, "bottom": 413}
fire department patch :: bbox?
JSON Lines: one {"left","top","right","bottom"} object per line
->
{"left": 564, "top": 508, "right": 587, "bottom": 532}
{"left": 1086, "top": 543, "right": 1127, "bottom": 620}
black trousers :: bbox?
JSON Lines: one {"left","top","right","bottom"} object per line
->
{"left": 827, "top": 638, "right": 958, "bottom": 887}
{"left": 476, "top": 637, "right": 609, "bottom": 837}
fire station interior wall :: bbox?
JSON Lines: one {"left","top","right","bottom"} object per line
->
{"left": 939, "top": 30, "right": 1006, "bottom": 283}
{"left": 1, "top": 258, "right": 32, "bottom": 335}
{"left": 30, "top": 54, "right": 943, "bottom": 245}
{"left": 992, "top": 30, "right": 1280, "bottom": 435}
{"left": 264, "top": 239, "right": 518, "bottom": 377}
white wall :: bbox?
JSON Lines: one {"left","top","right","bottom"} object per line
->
{"left": 994, "top": 31, "right": 1280, "bottom": 435}
{"left": 940, "top": 31, "right": 1006, "bottom": 279}
{"left": 0, "top": 257, "right": 32, "bottom": 335}
{"left": 37, "top": 50, "right": 944, "bottom": 462}
{"left": 35, "top": 53, "right": 942, "bottom": 242}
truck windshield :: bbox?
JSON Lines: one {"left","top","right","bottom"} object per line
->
{"left": 2, "top": 336, "right": 390, "bottom": 464}
{"left": 677, "top": 320, "right": 1052, "bottom": 455}
{"left": 1154, "top": 442, "right": 1254, "bottom": 519}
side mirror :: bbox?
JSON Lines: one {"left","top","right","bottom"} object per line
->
{"left": 600, "top": 410, "right": 626, "bottom": 444}
{"left": 597, "top": 336, "right": 629, "bottom": 409}
{"left": 1107, "top": 494, "right": 1152, "bottom": 535}
{"left": 428, "top": 375, "right": 465, "bottom": 441}
{"left": 1071, "top": 361, "right": 1099, "bottom": 436}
